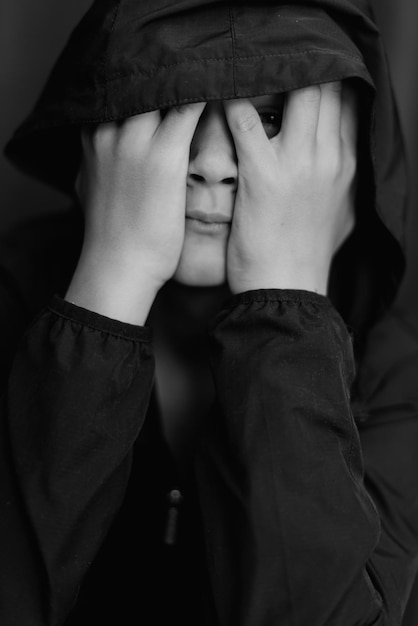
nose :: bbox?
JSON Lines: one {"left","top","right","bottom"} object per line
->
{"left": 188, "top": 102, "right": 238, "bottom": 189}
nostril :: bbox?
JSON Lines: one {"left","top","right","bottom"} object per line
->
{"left": 189, "top": 173, "right": 236, "bottom": 186}
{"left": 189, "top": 173, "right": 205, "bottom": 183}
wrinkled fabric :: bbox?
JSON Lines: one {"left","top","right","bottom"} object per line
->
{"left": 2, "top": 284, "right": 418, "bottom": 626}
{"left": 2, "top": 0, "right": 409, "bottom": 359}
{"left": 3, "top": 0, "right": 408, "bottom": 254}
{"left": 1, "top": 0, "right": 417, "bottom": 624}
{"left": 2, "top": 0, "right": 409, "bottom": 353}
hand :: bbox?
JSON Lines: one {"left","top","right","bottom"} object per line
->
{"left": 66, "top": 103, "right": 205, "bottom": 324}
{"left": 224, "top": 82, "right": 358, "bottom": 295}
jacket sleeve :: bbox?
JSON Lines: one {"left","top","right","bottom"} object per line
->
{"left": 0, "top": 294, "right": 155, "bottom": 626}
{"left": 196, "top": 289, "right": 417, "bottom": 626}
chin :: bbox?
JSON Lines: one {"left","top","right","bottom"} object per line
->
{"left": 173, "top": 238, "right": 227, "bottom": 287}
{"left": 173, "top": 262, "right": 226, "bottom": 287}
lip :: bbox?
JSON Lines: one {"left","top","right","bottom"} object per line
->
{"left": 185, "top": 212, "right": 231, "bottom": 237}
{"left": 186, "top": 209, "right": 231, "bottom": 224}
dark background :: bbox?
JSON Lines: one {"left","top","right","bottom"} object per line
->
{"left": 1, "top": 0, "right": 418, "bottom": 621}
{"left": 0, "top": 0, "right": 90, "bottom": 228}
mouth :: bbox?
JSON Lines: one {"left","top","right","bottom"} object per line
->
{"left": 186, "top": 209, "right": 231, "bottom": 224}
{"left": 185, "top": 209, "right": 231, "bottom": 236}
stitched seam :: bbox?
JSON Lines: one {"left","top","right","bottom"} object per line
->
{"left": 20, "top": 72, "right": 374, "bottom": 130}
{"left": 46, "top": 307, "right": 152, "bottom": 343}
{"left": 230, "top": 295, "right": 332, "bottom": 307}
{"left": 229, "top": 8, "right": 237, "bottom": 96}
{"left": 106, "top": 48, "right": 365, "bottom": 81}
{"left": 104, "top": 0, "right": 123, "bottom": 117}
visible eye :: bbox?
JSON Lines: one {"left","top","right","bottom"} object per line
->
{"left": 257, "top": 109, "right": 283, "bottom": 139}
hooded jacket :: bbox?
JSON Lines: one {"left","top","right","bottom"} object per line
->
{"left": 2, "top": 0, "right": 408, "bottom": 343}
{"left": 1, "top": 1, "right": 418, "bottom": 625}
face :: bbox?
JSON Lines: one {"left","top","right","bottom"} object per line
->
{"left": 173, "top": 94, "right": 285, "bottom": 286}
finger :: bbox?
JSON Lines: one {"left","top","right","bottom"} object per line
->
{"left": 223, "top": 98, "right": 273, "bottom": 166}
{"left": 340, "top": 82, "right": 359, "bottom": 152}
{"left": 81, "top": 122, "right": 116, "bottom": 154}
{"left": 157, "top": 102, "right": 206, "bottom": 148}
{"left": 280, "top": 85, "right": 321, "bottom": 147}
{"left": 317, "top": 82, "right": 342, "bottom": 147}
{"left": 119, "top": 110, "right": 162, "bottom": 146}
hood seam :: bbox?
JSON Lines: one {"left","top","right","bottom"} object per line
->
{"left": 229, "top": 8, "right": 237, "bottom": 97}
{"left": 10, "top": 72, "right": 375, "bottom": 133}
{"left": 13, "top": 73, "right": 373, "bottom": 131}
{"left": 104, "top": 0, "right": 123, "bottom": 117}
{"left": 105, "top": 48, "right": 367, "bottom": 83}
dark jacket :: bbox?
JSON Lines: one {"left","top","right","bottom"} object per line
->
{"left": 3, "top": 0, "right": 408, "bottom": 342}
{"left": 1, "top": 1, "right": 418, "bottom": 624}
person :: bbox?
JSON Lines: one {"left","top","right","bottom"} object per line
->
{"left": 1, "top": 0, "right": 418, "bottom": 624}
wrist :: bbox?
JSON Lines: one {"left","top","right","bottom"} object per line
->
{"left": 66, "top": 248, "right": 162, "bottom": 325}
{"left": 228, "top": 265, "right": 330, "bottom": 296}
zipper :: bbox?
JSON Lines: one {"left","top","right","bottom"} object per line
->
{"left": 164, "top": 488, "right": 183, "bottom": 546}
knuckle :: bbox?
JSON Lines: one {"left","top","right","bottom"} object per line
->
{"left": 321, "top": 153, "right": 342, "bottom": 179}
{"left": 296, "top": 149, "right": 315, "bottom": 174}
{"left": 166, "top": 102, "right": 204, "bottom": 122}
{"left": 89, "top": 122, "right": 116, "bottom": 153}
{"left": 344, "top": 151, "right": 358, "bottom": 180}
{"left": 234, "top": 112, "right": 260, "bottom": 133}
{"left": 172, "top": 103, "right": 194, "bottom": 115}
{"left": 80, "top": 124, "right": 96, "bottom": 150}
{"left": 317, "top": 146, "right": 357, "bottom": 185}
{"left": 298, "top": 84, "right": 321, "bottom": 104}
{"left": 324, "top": 81, "right": 342, "bottom": 94}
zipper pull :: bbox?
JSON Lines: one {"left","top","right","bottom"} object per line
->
{"left": 164, "top": 489, "right": 183, "bottom": 546}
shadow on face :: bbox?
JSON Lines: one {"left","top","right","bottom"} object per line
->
{"left": 174, "top": 93, "right": 285, "bottom": 287}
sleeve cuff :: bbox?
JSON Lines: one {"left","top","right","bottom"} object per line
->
{"left": 221, "top": 288, "right": 333, "bottom": 311}
{"left": 47, "top": 294, "right": 152, "bottom": 342}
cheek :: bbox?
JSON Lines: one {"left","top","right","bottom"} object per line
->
{"left": 173, "top": 230, "right": 228, "bottom": 286}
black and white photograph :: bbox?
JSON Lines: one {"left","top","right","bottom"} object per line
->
{"left": 1, "top": 0, "right": 418, "bottom": 623}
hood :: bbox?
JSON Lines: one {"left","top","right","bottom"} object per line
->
{"left": 3, "top": 0, "right": 408, "bottom": 340}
